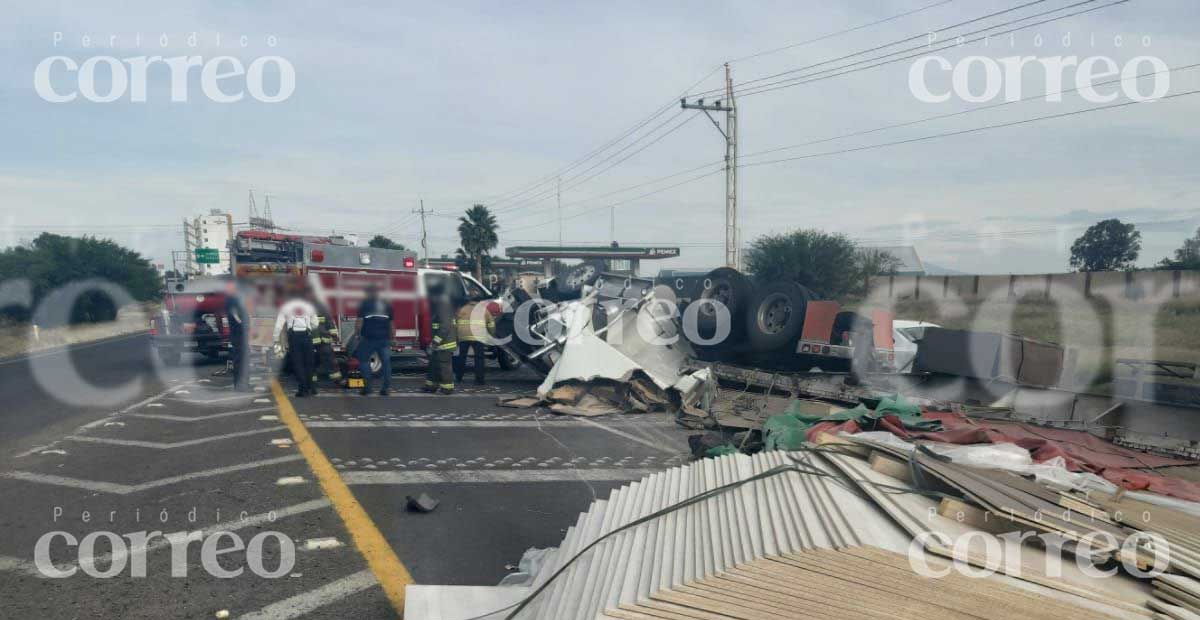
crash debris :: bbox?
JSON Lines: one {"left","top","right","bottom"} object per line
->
{"left": 407, "top": 435, "right": 1200, "bottom": 620}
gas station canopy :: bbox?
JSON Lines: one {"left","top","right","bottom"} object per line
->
{"left": 505, "top": 245, "right": 680, "bottom": 260}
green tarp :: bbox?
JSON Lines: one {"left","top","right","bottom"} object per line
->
{"left": 764, "top": 393, "right": 938, "bottom": 451}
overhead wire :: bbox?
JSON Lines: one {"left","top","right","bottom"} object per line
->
{"left": 735, "top": 0, "right": 1129, "bottom": 98}
{"left": 688, "top": 0, "right": 1056, "bottom": 99}
{"left": 481, "top": 0, "right": 967, "bottom": 213}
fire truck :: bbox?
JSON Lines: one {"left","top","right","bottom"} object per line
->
{"left": 231, "top": 230, "right": 508, "bottom": 376}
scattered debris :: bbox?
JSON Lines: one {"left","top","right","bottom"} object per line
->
{"left": 406, "top": 493, "right": 440, "bottom": 513}
{"left": 301, "top": 537, "right": 343, "bottom": 551}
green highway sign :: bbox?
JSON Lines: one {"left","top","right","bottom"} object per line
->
{"left": 194, "top": 248, "right": 221, "bottom": 264}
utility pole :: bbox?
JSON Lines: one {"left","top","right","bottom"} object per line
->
{"left": 557, "top": 176, "right": 563, "bottom": 247}
{"left": 681, "top": 62, "right": 738, "bottom": 269}
{"left": 610, "top": 206, "right": 615, "bottom": 245}
{"left": 412, "top": 200, "right": 433, "bottom": 265}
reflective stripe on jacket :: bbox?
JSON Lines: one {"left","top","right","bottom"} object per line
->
{"left": 454, "top": 302, "right": 494, "bottom": 343}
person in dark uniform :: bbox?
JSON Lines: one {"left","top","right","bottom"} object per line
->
{"left": 355, "top": 285, "right": 394, "bottom": 396}
{"left": 424, "top": 279, "right": 457, "bottom": 395}
{"left": 311, "top": 301, "right": 343, "bottom": 388}
{"left": 223, "top": 280, "right": 250, "bottom": 391}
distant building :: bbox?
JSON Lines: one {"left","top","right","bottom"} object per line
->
{"left": 863, "top": 245, "right": 924, "bottom": 276}
{"left": 184, "top": 210, "right": 233, "bottom": 276}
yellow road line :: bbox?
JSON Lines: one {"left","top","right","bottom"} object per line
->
{"left": 270, "top": 379, "right": 413, "bottom": 616}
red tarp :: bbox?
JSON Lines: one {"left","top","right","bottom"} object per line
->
{"left": 813, "top": 409, "right": 1200, "bottom": 502}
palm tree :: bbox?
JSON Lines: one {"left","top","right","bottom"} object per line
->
{"left": 458, "top": 204, "right": 498, "bottom": 282}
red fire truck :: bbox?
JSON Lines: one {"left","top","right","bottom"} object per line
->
{"left": 153, "top": 230, "right": 509, "bottom": 373}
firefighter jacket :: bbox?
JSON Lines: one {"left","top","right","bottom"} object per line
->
{"left": 430, "top": 296, "right": 458, "bottom": 352}
{"left": 455, "top": 302, "right": 494, "bottom": 343}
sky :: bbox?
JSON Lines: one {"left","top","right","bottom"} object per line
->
{"left": 2, "top": 0, "right": 1199, "bottom": 275}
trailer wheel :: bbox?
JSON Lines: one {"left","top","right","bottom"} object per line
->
{"left": 696, "top": 267, "right": 750, "bottom": 332}
{"left": 559, "top": 260, "right": 605, "bottom": 296}
{"left": 744, "top": 281, "right": 809, "bottom": 352}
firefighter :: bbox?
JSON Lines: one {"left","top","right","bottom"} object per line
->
{"left": 355, "top": 285, "right": 393, "bottom": 396}
{"left": 273, "top": 294, "right": 319, "bottom": 397}
{"left": 453, "top": 299, "right": 494, "bottom": 385}
{"left": 423, "top": 279, "right": 457, "bottom": 395}
{"left": 312, "top": 310, "right": 342, "bottom": 388}
{"left": 223, "top": 279, "right": 250, "bottom": 391}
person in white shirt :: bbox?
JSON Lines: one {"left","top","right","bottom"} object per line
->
{"left": 274, "top": 296, "right": 320, "bottom": 397}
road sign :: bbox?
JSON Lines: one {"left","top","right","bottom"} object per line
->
{"left": 195, "top": 248, "right": 221, "bottom": 264}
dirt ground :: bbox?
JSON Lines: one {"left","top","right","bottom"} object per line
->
{"left": 0, "top": 303, "right": 157, "bottom": 359}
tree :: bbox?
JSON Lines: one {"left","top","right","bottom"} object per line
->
{"left": 367, "top": 235, "right": 405, "bottom": 251}
{"left": 1158, "top": 227, "right": 1200, "bottom": 270}
{"left": 0, "top": 233, "right": 161, "bottom": 325}
{"left": 457, "top": 204, "right": 499, "bottom": 282}
{"left": 743, "top": 229, "right": 894, "bottom": 299}
{"left": 1069, "top": 219, "right": 1141, "bottom": 272}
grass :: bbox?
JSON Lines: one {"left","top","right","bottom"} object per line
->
{"left": 847, "top": 294, "right": 1200, "bottom": 391}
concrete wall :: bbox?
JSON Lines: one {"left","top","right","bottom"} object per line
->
{"left": 868, "top": 270, "right": 1200, "bottom": 302}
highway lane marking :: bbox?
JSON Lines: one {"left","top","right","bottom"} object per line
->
{"left": 236, "top": 569, "right": 378, "bottom": 620}
{"left": 0, "top": 499, "right": 334, "bottom": 578}
{"left": 64, "top": 427, "right": 284, "bottom": 449}
{"left": 341, "top": 468, "right": 659, "bottom": 485}
{"left": 314, "top": 392, "right": 517, "bottom": 399}
{"left": 304, "top": 420, "right": 674, "bottom": 429}
{"left": 169, "top": 393, "right": 266, "bottom": 405}
{"left": 0, "top": 454, "right": 304, "bottom": 494}
{"left": 271, "top": 379, "right": 413, "bottom": 616}
{"left": 0, "top": 555, "right": 45, "bottom": 578}
{"left": 12, "top": 381, "right": 200, "bottom": 458}
{"left": 127, "top": 406, "right": 279, "bottom": 422}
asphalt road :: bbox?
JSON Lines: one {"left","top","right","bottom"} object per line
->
{"left": 0, "top": 335, "right": 695, "bottom": 619}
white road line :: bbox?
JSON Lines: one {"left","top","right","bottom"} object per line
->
{"left": 0, "top": 454, "right": 304, "bottom": 494}
{"left": 302, "top": 419, "right": 677, "bottom": 429}
{"left": 64, "top": 427, "right": 284, "bottom": 449}
{"left": 0, "top": 555, "right": 46, "bottom": 578}
{"left": 314, "top": 393, "right": 516, "bottom": 399}
{"left": 127, "top": 406, "right": 279, "bottom": 422}
{"left": 574, "top": 417, "right": 680, "bottom": 456}
{"left": 169, "top": 393, "right": 265, "bottom": 405}
{"left": 0, "top": 499, "right": 335, "bottom": 578}
{"left": 237, "top": 569, "right": 378, "bottom": 620}
{"left": 342, "top": 468, "right": 658, "bottom": 485}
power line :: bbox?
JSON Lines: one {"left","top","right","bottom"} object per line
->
{"left": 737, "top": 60, "right": 1200, "bottom": 163}
{"left": 501, "top": 86, "right": 1200, "bottom": 237}
{"left": 689, "top": 0, "right": 1056, "bottom": 99}
{"left": 481, "top": 68, "right": 724, "bottom": 209}
{"left": 479, "top": 0, "right": 967, "bottom": 211}
{"left": 738, "top": 86, "right": 1200, "bottom": 172}
{"left": 501, "top": 168, "right": 725, "bottom": 234}
{"left": 735, "top": 0, "right": 1129, "bottom": 98}
{"left": 495, "top": 113, "right": 701, "bottom": 218}
{"left": 728, "top": 0, "right": 959, "bottom": 63}
{"left": 492, "top": 110, "right": 693, "bottom": 215}
{"left": 493, "top": 59, "right": 1195, "bottom": 232}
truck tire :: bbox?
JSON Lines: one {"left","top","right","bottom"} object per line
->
{"left": 559, "top": 260, "right": 604, "bottom": 296}
{"left": 744, "top": 281, "right": 810, "bottom": 352}
{"left": 695, "top": 267, "right": 750, "bottom": 333}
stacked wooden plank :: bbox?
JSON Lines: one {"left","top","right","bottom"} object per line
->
{"left": 481, "top": 450, "right": 1149, "bottom": 620}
